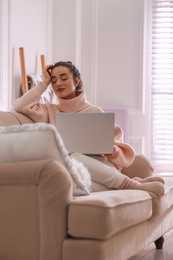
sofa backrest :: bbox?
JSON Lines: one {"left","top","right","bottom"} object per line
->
{"left": 0, "top": 111, "right": 34, "bottom": 126}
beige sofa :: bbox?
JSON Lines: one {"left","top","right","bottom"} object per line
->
{"left": 0, "top": 111, "right": 173, "bottom": 260}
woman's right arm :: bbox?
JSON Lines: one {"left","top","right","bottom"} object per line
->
{"left": 14, "top": 82, "right": 48, "bottom": 122}
{"left": 14, "top": 64, "right": 53, "bottom": 122}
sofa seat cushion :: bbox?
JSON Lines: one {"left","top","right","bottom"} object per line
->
{"left": 68, "top": 190, "right": 152, "bottom": 240}
{"left": 150, "top": 174, "right": 173, "bottom": 218}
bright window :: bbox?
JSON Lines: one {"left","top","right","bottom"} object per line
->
{"left": 151, "top": 0, "right": 173, "bottom": 172}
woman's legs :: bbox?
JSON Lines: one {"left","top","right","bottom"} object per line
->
{"left": 70, "top": 153, "right": 165, "bottom": 197}
{"left": 88, "top": 155, "right": 165, "bottom": 184}
{"left": 70, "top": 153, "right": 125, "bottom": 188}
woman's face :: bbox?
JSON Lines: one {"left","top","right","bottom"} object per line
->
{"left": 51, "top": 66, "right": 79, "bottom": 100}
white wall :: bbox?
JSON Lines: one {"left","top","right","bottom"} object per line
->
{"left": 0, "top": 1, "right": 10, "bottom": 110}
{"left": 96, "top": 0, "right": 143, "bottom": 109}
{"left": 52, "top": 0, "right": 147, "bottom": 155}
{"left": 0, "top": 0, "right": 149, "bottom": 156}
{"left": 52, "top": 0, "right": 143, "bottom": 109}
{"left": 0, "top": 0, "right": 53, "bottom": 109}
{"left": 52, "top": 0, "right": 78, "bottom": 64}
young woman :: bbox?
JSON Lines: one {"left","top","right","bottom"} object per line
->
{"left": 14, "top": 61, "right": 165, "bottom": 196}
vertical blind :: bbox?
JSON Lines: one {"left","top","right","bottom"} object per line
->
{"left": 151, "top": 0, "right": 173, "bottom": 170}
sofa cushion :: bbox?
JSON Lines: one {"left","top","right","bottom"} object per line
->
{"left": 0, "top": 111, "right": 20, "bottom": 126}
{"left": 10, "top": 111, "right": 35, "bottom": 124}
{"left": 0, "top": 123, "right": 91, "bottom": 196}
{"left": 68, "top": 190, "right": 152, "bottom": 240}
{"left": 121, "top": 154, "right": 154, "bottom": 179}
{"left": 0, "top": 111, "right": 34, "bottom": 126}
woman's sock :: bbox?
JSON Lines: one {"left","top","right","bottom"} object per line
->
{"left": 133, "top": 176, "right": 165, "bottom": 184}
{"left": 118, "top": 176, "right": 165, "bottom": 197}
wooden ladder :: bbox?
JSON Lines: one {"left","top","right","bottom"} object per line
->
{"left": 19, "top": 47, "right": 46, "bottom": 94}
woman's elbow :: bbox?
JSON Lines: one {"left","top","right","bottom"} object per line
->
{"left": 13, "top": 99, "right": 22, "bottom": 112}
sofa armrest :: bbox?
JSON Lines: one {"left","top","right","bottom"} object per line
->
{"left": 0, "top": 159, "right": 72, "bottom": 260}
{"left": 121, "top": 154, "right": 154, "bottom": 179}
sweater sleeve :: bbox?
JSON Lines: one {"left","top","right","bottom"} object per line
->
{"left": 106, "top": 124, "right": 135, "bottom": 170}
{"left": 13, "top": 82, "right": 49, "bottom": 122}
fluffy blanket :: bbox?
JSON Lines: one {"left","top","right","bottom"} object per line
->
{"left": 0, "top": 123, "right": 91, "bottom": 196}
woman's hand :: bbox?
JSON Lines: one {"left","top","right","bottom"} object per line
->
{"left": 42, "top": 64, "right": 54, "bottom": 86}
{"left": 104, "top": 146, "right": 119, "bottom": 160}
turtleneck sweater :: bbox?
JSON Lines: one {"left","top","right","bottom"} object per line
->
{"left": 14, "top": 82, "right": 102, "bottom": 124}
{"left": 14, "top": 81, "right": 135, "bottom": 169}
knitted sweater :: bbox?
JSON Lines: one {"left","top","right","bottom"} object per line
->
{"left": 14, "top": 82, "right": 135, "bottom": 169}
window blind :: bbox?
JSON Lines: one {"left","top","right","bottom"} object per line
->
{"left": 151, "top": 0, "right": 173, "bottom": 171}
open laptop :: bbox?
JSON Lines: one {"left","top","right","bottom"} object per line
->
{"left": 56, "top": 113, "right": 115, "bottom": 155}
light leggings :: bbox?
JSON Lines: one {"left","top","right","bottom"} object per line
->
{"left": 70, "top": 153, "right": 125, "bottom": 191}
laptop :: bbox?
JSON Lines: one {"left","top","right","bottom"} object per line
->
{"left": 56, "top": 112, "right": 115, "bottom": 155}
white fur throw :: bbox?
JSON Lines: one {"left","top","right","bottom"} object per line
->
{"left": 0, "top": 123, "right": 91, "bottom": 196}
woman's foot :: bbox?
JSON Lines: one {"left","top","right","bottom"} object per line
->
{"left": 133, "top": 176, "right": 165, "bottom": 185}
{"left": 119, "top": 177, "right": 165, "bottom": 197}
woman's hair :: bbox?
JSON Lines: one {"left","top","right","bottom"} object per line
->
{"left": 52, "top": 61, "right": 83, "bottom": 91}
